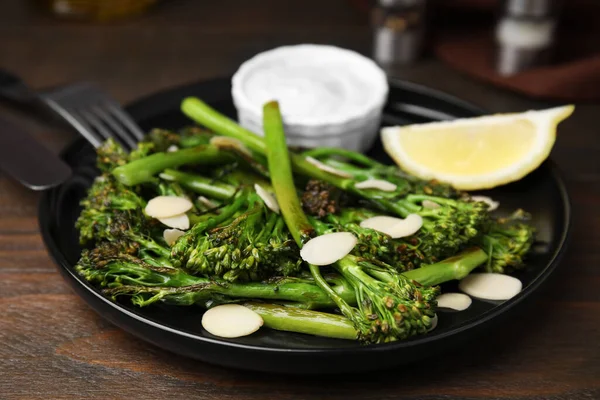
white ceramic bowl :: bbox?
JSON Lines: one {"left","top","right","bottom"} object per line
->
{"left": 231, "top": 44, "right": 389, "bottom": 152}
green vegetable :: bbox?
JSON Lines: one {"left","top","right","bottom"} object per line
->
{"left": 75, "top": 174, "right": 171, "bottom": 263}
{"left": 112, "top": 144, "right": 234, "bottom": 186}
{"left": 263, "top": 101, "right": 438, "bottom": 343}
{"left": 181, "top": 97, "right": 533, "bottom": 273}
{"left": 76, "top": 248, "right": 355, "bottom": 309}
{"left": 302, "top": 148, "right": 462, "bottom": 199}
{"left": 71, "top": 97, "right": 536, "bottom": 343}
{"left": 78, "top": 233, "right": 487, "bottom": 301}
{"left": 172, "top": 191, "right": 302, "bottom": 282}
{"left": 146, "top": 127, "right": 214, "bottom": 152}
{"left": 159, "top": 168, "right": 237, "bottom": 200}
{"left": 244, "top": 303, "right": 357, "bottom": 340}
{"left": 477, "top": 210, "right": 536, "bottom": 273}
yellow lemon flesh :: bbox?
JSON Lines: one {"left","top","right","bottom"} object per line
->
{"left": 381, "top": 106, "right": 574, "bottom": 190}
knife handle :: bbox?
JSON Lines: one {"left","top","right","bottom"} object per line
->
{"left": 0, "top": 69, "right": 40, "bottom": 105}
{"left": 0, "top": 115, "right": 72, "bottom": 190}
{"left": 0, "top": 69, "right": 67, "bottom": 128}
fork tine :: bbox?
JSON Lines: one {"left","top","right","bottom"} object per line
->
{"left": 44, "top": 98, "right": 104, "bottom": 148}
{"left": 91, "top": 104, "right": 138, "bottom": 150}
{"left": 43, "top": 82, "right": 144, "bottom": 150}
{"left": 105, "top": 102, "right": 145, "bottom": 141}
{"left": 78, "top": 109, "right": 118, "bottom": 144}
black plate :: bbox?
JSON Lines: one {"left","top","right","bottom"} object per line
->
{"left": 38, "top": 77, "right": 571, "bottom": 374}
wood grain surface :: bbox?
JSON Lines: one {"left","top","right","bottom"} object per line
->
{"left": 1, "top": 1, "right": 599, "bottom": 399}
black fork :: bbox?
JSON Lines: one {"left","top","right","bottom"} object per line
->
{"left": 0, "top": 69, "right": 144, "bottom": 151}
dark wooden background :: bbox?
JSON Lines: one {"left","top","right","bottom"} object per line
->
{"left": 1, "top": 1, "right": 599, "bottom": 399}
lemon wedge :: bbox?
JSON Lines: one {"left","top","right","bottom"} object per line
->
{"left": 381, "top": 105, "right": 574, "bottom": 190}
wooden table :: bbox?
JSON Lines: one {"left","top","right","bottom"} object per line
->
{"left": 1, "top": 1, "right": 599, "bottom": 399}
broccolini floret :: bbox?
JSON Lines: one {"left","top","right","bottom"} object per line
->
{"left": 172, "top": 192, "right": 302, "bottom": 282}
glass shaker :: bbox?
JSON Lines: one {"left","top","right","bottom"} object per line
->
{"left": 372, "top": 0, "right": 428, "bottom": 66}
{"left": 495, "top": 0, "right": 564, "bottom": 76}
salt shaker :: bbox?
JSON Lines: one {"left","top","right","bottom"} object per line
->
{"left": 372, "top": 0, "right": 427, "bottom": 66}
{"left": 495, "top": 0, "right": 563, "bottom": 76}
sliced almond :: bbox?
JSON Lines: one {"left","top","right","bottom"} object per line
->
{"left": 201, "top": 304, "right": 264, "bottom": 338}
{"left": 158, "top": 213, "right": 190, "bottom": 230}
{"left": 470, "top": 195, "right": 499, "bottom": 211}
{"left": 305, "top": 156, "right": 353, "bottom": 178}
{"left": 354, "top": 179, "right": 397, "bottom": 192}
{"left": 163, "top": 228, "right": 185, "bottom": 246}
{"left": 167, "top": 145, "right": 179, "bottom": 153}
{"left": 198, "top": 196, "right": 218, "bottom": 209}
{"left": 210, "top": 136, "right": 252, "bottom": 156}
{"left": 422, "top": 200, "right": 441, "bottom": 209}
{"left": 459, "top": 273, "right": 522, "bottom": 301}
{"left": 254, "top": 183, "right": 280, "bottom": 214}
{"left": 359, "top": 214, "right": 423, "bottom": 239}
{"left": 300, "top": 232, "right": 357, "bottom": 266}
{"left": 145, "top": 196, "right": 193, "bottom": 219}
{"left": 427, "top": 314, "right": 438, "bottom": 332}
{"left": 436, "top": 293, "right": 472, "bottom": 311}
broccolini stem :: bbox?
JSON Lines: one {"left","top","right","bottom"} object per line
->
{"left": 215, "top": 281, "right": 355, "bottom": 306}
{"left": 134, "top": 236, "right": 172, "bottom": 260}
{"left": 263, "top": 101, "right": 314, "bottom": 244}
{"left": 160, "top": 169, "right": 237, "bottom": 200}
{"left": 262, "top": 101, "right": 359, "bottom": 321}
{"left": 302, "top": 147, "right": 382, "bottom": 168}
{"left": 181, "top": 97, "right": 350, "bottom": 188}
{"left": 112, "top": 282, "right": 357, "bottom": 309}
{"left": 88, "top": 249, "right": 486, "bottom": 308}
{"left": 187, "top": 191, "right": 246, "bottom": 229}
{"left": 403, "top": 247, "right": 488, "bottom": 286}
{"left": 222, "top": 169, "right": 273, "bottom": 189}
{"left": 181, "top": 98, "right": 267, "bottom": 154}
{"left": 113, "top": 145, "right": 234, "bottom": 186}
{"left": 244, "top": 302, "right": 356, "bottom": 340}
{"left": 318, "top": 159, "right": 376, "bottom": 174}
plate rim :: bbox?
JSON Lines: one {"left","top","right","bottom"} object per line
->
{"left": 37, "top": 77, "right": 573, "bottom": 357}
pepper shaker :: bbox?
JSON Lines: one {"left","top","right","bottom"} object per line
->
{"left": 372, "top": 0, "right": 427, "bottom": 66}
{"left": 495, "top": 0, "right": 564, "bottom": 76}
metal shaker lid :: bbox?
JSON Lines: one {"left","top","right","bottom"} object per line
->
{"left": 377, "top": 0, "right": 424, "bottom": 7}
{"left": 503, "top": 0, "right": 562, "bottom": 18}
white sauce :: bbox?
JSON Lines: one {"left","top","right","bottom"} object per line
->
{"left": 243, "top": 66, "right": 372, "bottom": 123}
{"left": 232, "top": 45, "right": 388, "bottom": 127}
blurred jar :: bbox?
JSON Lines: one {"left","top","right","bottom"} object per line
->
{"left": 38, "top": 0, "right": 158, "bottom": 21}
{"left": 495, "top": 0, "right": 563, "bottom": 75}
{"left": 372, "top": 0, "right": 428, "bottom": 66}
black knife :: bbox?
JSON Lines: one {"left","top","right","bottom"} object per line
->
{"left": 0, "top": 115, "right": 71, "bottom": 190}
